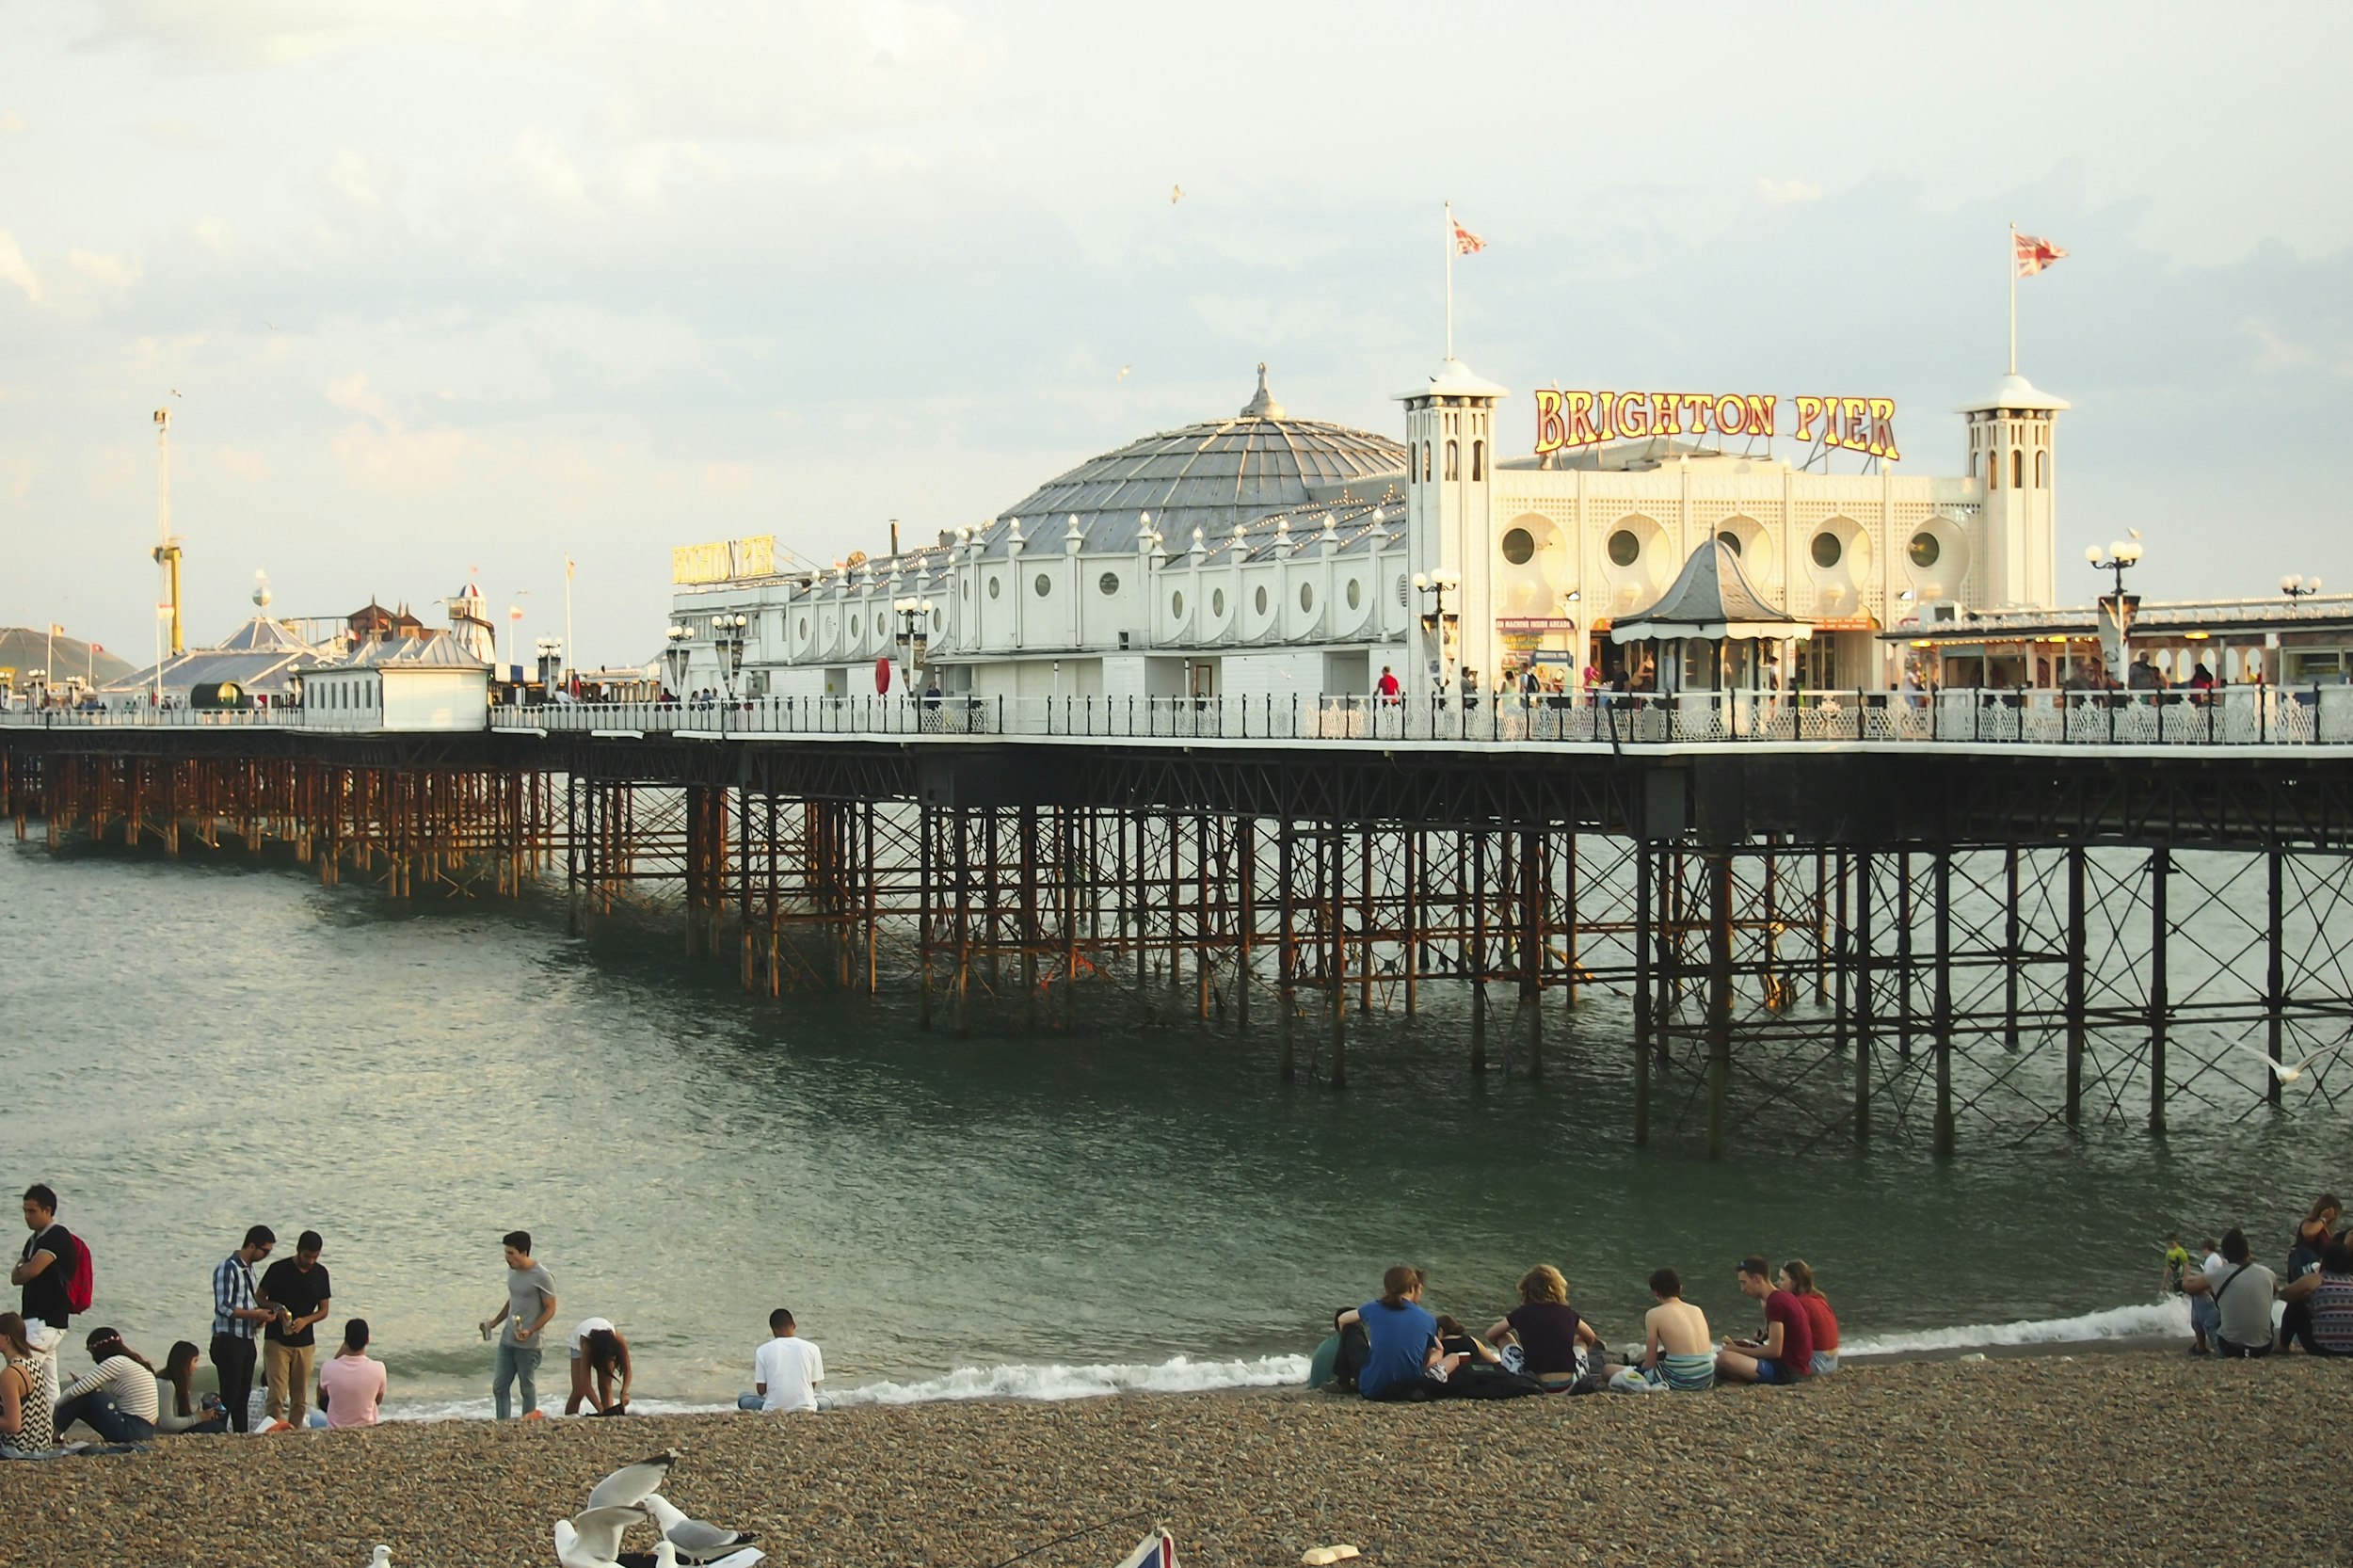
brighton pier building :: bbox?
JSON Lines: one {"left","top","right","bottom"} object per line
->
{"left": 665, "top": 357, "right": 2066, "bottom": 703}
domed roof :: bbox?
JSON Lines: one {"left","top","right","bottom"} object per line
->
{"left": 1957, "top": 372, "right": 2071, "bottom": 412}
{"left": 976, "top": 364, "right": 1406, "bottom": 555}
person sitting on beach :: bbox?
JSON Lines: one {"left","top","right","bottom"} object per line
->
{"left": 155, "top": 1340, "right": 228, "bottom": 1434}
{"left": 54, "top": 1327, "right": 158, "bottom": 1442}
{"left": 2182, "top": 1229, "right": 2277, "bottom": 1359}
{"left": 1486, "top": 1265, "right": 1597, "bottom": 1391}
{"left": 1337, "top": 1266, "right": 1448, "bottom": 1400}
{"left": 1311, "top": 1306, "right": 1371, "bottom": 1394}
{"left": 315, "top": 1319, "right": 388, "bottom": 1428}
{"left": 1716, "top": 1256, "right": 1816, "bottom": 1385}
{"left": 740, "top": 1308, "right": 828, "bottom": 1413}
{"left": 2280, "top": 1198, "right": 2339, "bottom": 1354}
{"left": 1616, "top": 1269, "right": 1714, "bottom": 1392}
{"left": 0, "top": 1312, "right": 56, "bottom": 1452}
{"left": 565, "top": 1318, "right": 632, "bottom": 1416}
{"left": 2278, "top": 1240, "right": 2353, "bottom": 1356}
{"left": 1783, "top": 1260, "right": 1840, "bottom": 1376}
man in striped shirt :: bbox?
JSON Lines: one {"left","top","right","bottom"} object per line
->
{"left": 210, "top": 1225, "right": 281, "bottom": 1432}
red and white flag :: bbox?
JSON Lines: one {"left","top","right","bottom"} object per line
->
{"left": 2014, "top": 232, "right": 2067, "bottom": 277}
{"left": 1451, "top": 215, "right": 1486, "bottom": 257}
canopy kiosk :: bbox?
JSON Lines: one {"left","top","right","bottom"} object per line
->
{"left": 1610, "top": 539, "right": 1808, "bottom": 732}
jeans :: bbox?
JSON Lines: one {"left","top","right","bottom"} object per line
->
{"left": 265, "top": 1341, "right": 316, "bottom": 1425}
{"left": 493, "top": 1342, "right": 542, "bottom": 1419}
{"left": 53, "top": 1393, "right": 156, "bottom": 1444}
{"left": 736, "top": 1392, "right": 765, "bottom": 1411}
{"left": 210, "top": 1334, "right": 258, "bottom": 1433}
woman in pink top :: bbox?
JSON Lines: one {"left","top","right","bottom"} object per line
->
{"left": 315, "top": 1320, "right": 388, "bottom": 1429}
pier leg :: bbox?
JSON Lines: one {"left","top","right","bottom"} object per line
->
{"left": 1853, "top": 849, "right": 1873, "bottom": 1144}
{"left": 918, "top": 806, "right": 935, "bottom": 1030}
{"left": 1896, "top": 850, "right": 1913, "bottom": 1064}
{"left": 1933, "top": 847, "right": 1955, "bottom": 1159}
{"left": 1469, "top": 831, "right": 1487, "bottom": 1074}
{"left": 2004, "top": 844, "right": 2022, "bottom": 1052}
{"left": 1328, "top": 824, "right": 1346, "bottom": 1089}
{"left": 1277, "top": 818, "right": 1295, "bottom": 1081}
{"left": 1633, "top": 842, "right": 1652, "bottom": 1146}
{"left": 1706, "top": 851, "right": 1733, "bottom": 1160}
{"left": 2065, "top": 845, "right": 2086, "bottom": 1127}
{"left": 1236, "top": 817, "right": 1255, "bottom": 1033}
{"left": 2266, "top": 846, "right": 2285, "bottom": 1110}
{"left": 2149, "top": 845, "right": 2169, "bottom": 1136}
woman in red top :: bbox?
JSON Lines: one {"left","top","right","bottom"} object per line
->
{"left": 1783, "top": 1260, "right": 1839, "bottom": 1375}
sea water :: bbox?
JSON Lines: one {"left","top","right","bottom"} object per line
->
{"left": 0, "top": 841, "right": 2329, "bottom": 1418}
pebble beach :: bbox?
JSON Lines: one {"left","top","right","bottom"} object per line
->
{"left": 5, "top": 1348, "right": 2337, "bottom": 1567}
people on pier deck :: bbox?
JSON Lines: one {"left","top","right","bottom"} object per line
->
{"left": 1487, "top": 1264, "right": 1595, "bottom": 1391}
{"left": 1716, "top": 1256, "right": 1815, "bottom": 1385}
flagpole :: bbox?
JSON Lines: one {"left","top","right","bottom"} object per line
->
{"left": 2008, "top": 222, "right": 2018, "bottom": 376}
{"left": 1444, "top": 201, "right": 1454, "bottom": 360}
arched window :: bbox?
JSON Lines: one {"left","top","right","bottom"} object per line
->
{"left": 2036, "top": 450, "right": 2048, "bottom": 488}
{"left": 1420, "top": 442, "right": 1432, "bottom": 482}
{"left": 1987, "top": 451, "right": 1999, "bottom": 489}
{"left": 2011, "top": 448, "right": 2025, "bottom": 488}
{"left": 1471, "top": 440, "right": 1486, "bottom": 481}
{"left": 1444, "top": 440, "right": 1459, "bottom": 481}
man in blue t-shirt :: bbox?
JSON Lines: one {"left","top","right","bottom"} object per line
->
{"left": 1337, "top": 1265, "right": 1442, "bottom": 1400}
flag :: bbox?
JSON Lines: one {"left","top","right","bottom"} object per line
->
{"left": 1451, "top": 215, "right": 1486, "bottom": 256}
{"left": 49, "top": 622, "right": 64, "bottom": 635}
{"left": 90, "top": 644, "right": 103, "bottom": 654}
{"left": 566, "top": 555, "right": 576, "bottom": 580}
{"left": 2014, "top": 232, "right": 2067, "bottom": 277}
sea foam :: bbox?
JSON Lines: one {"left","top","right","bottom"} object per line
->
{"left": 1842, "top": 1297, "right": 2191, "bottom": 1357}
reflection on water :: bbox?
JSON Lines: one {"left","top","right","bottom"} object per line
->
{"left": 0, "top": 840, "right": 2331, "bottom": 1412}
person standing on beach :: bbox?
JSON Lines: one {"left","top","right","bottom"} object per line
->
{"left": 13, "top": 1185, "right": 77, "bottom": 1332}
{"left": 565, "top": 1318, "right": 632, "bottom": 1416}
{"left": 210, "top": 1225, "right": 280, "bottom": 1432}
{"left": 257, "top": 1230, "right": 332, "bottom": 1430}
{"left": 1715, "top": 1255, "right": 1815, "bottom": 1385}
{"left": 740, "top": 1308, "right": 828, "bottom": 1413}
{"left": 479, "top": 1231, "right": 556, "bottom": 1419}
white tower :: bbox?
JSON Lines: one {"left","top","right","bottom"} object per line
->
{"left": 1957, "top": 373, "right": 2068, "bottom": 609}
{"left": 1397, "top": 358, "right": 1509, "bottom": 698}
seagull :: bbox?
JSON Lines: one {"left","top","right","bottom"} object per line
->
{"left": 644, "top": 1495, "right": 760, "bottom": 1564}
{"left": 585, "top": 1450, "right": 680, "bottom": 1511}
{"left": 555, "top": 1507, "right": 649, "bottom": 1568}
{"left": 2225, "top": 1040, "right": 2340, "bottom": 1084}
{"left": 365, "top": 1550, "right": 391, "bottom": 1568}
{"left": 1116, "top": 365, "right": 1131, "bottom": 384}
{"left": 169, "top": 388, "right": 183, "bottom": 397}
{"left": 1170, "top": 184, "right": 1184, "bottom": 204}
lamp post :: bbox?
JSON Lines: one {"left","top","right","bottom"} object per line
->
{"left": 2084, "top": 534, "right": 2144, "bottom": 683}
{"left": 535, "top": 637, "right": 563, "bottom": 691}
{"left": 663, "top": 623, "right": 691, "bottom": 696}
{"left": 2281, "top": 574, "right": 2323, "bottom": 601}
{"left": 711, "top": 612, "right": 748, "bottom": 696}
{"left": 893, "top": 595, "right": 935, "bottom": 689}
{"left": 1413, "top": 569, "right": 1462, "bottom": 696}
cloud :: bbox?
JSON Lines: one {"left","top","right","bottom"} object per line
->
{"left": 326, "top": 371, "right": 390, "bottom": 421}
{"left": 0, "top": 231, "right": 40, "bottom": 303}
{"left": 140, "top": 118, "right": 223, "bottom": 149}
{"left": 215, "top": 446, "right": 273, "bottom": 482}
{"left": 68, "top": 250, "right": 141, "bottom": 292}
{"left": 191, "top": 216, "right": 237, "bottom": 257}
{"left": 2241, "top": 317, "right": 2327, "bottom": 376}
{"left": 0, "top": 110, "right": 25, "bottom": 136}
{"left": 512, "top": 128, "right": 592, "bottom": 212}
{"left": 1758, "top": 178, "right": 1823, "bottom": 205}
{"left": 324, "top": 149, "right": 383, "bottom": 209}
{"left": 79, "top": 0, "right": 493, "bottom": 70}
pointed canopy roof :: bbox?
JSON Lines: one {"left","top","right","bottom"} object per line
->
{"left": 1610, "top": 539, "right": 1811, "bottom": 644}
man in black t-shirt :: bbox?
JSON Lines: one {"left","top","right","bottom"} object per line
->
{"left": 13, "top": 1184, "right": 74, "bottom": 1331}
{"left": 258, "top": 1231, "right": 333, "bottom": 1428}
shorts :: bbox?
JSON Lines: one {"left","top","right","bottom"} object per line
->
{"left": 1811, "top": 1352, "right": 1839, "bottom": 1376}
{"left": 1753, "top": 1358, "right": 1803, "bottom": 1384}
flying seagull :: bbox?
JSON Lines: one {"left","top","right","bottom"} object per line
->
{"left": 585, "top": 1451, "right": 680, "bottom": 1511}
{"left": 1170, "top": 184, "right": 1184, "bottom": 204}
{"left": 644, "top": 1495, "right": 760, "bottom": 1564}
{"left": 1116, "top": 365, "right": 1131, "bottom": 383}
{"left": 2225, "top": 1040, "right": 2341, "bottom": 1084}
{"left": 556, "top": 1507, "right": 650, "bottom": 1568}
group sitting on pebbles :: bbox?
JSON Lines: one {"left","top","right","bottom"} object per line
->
{"left": 2170, "top": 1192, "right": 2353, "bottom": 1360}
{"left": 1311, "top": 1256, "right": 1839, "bottom": 1400}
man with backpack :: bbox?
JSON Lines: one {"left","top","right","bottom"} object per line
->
{"left": 13, "top": 1184, "right": 87, "bottom": 1332}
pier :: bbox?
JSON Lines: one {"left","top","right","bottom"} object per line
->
{"left": 8, "top": 689, "right": 2352, "bottom": 1158}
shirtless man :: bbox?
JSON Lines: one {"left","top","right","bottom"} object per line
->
{"left": 1639, "top": 1269, "right": 1715, "bottom": 1391}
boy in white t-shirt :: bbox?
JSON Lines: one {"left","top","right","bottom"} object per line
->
{"left": 738, "top": 1308, "right": 827, "bottom": 1413}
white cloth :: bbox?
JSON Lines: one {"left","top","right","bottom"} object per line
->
{"left": 567, "top": 1317, "right": 615, "bottom": 1356}
{"left": 2207, "top": 1257, "right": 2279, "bottom": 1350}
{"left": 751, "top": 1336, "right": 824, "bottom": 1413}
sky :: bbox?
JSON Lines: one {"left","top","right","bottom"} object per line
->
{"left": 4, "top": 0, "right": 2351, "bottom": 669}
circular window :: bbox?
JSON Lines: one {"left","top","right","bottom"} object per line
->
{"left": 1608, "top": 529, "right": 1641, "bottom": 568}
{"left": 1098, "top": 571, "right": 1120, "bottom": 597}
{"left": 1811, "top": 532, "right": 1845, "bottom": 569}
{"left": 931, "top": 609, "right": 943, "bottom": 632}
{"left": 1212, "top": 588, "right": 1226, "bottom": 616}
{"left": 1034, "top": 572, "right": 1051, "bottom": 598}
{"left": 797, "top": 616, "right": 808, "bottom": 637}
{"left": 1346, "top": 578, "right": 1362, "bottom": 611}
{"left": 1716, "top": 530, "right": 1742, "bottom": 557}
{"left": 987, "top": 576, "right": 1001, "bottom": 600}
{"left": 1501, "top": 527, "right": 1535, "bottom": 566}
{"left": 1909, "top": 531, "right": 1942, "bottom": 568}
{"left": 1254, "top": 585, "right": 1270, "bottom": 616}
{"left": 1171, "top": 591, "right": 1185, "bottom": 617}
{"left": 1300, "top": 583, "right": 1315, "bottom": 612}
{"left": 849, "top": 615, "right": 860, "bottom": 635}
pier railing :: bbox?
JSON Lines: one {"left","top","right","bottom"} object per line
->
{"left": 11, "top": 684, "right": 2352, "bottom": 745}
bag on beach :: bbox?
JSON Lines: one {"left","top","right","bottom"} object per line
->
{"left": 64, "top": 1232, "right": 93, "bottom": 1316}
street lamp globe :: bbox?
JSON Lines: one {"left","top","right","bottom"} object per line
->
{"left": 2084, "top": 545, "right": 2103, "bottom": 565}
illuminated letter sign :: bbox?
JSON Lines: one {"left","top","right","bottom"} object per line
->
{"left": 1533, "top": 392, "right": 1897, "bottom": 461}
{"left": 672, "top": 535, "right": 778, "bottom": 584}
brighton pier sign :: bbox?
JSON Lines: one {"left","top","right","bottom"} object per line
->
{"left": 1532, "top": 390, "right": 1900, "bottom": 460}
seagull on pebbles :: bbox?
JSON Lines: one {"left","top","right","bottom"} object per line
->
{"left": 556, "top": 1507, "right": 650, "bottom": 1568}
{"left": 644, "top": 1494, "right": 761, "bottom": 1564}
{"left": 586, "top": 1450, "right": 681, "bottom": 1511}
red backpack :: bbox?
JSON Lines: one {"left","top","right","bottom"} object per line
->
{"left": 61, "top": 1230, "right": 93, "bottom": 1315}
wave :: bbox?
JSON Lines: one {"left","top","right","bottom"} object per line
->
{"left": 1842, "top": 1298, "right": 2191, "bottom": 1357}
